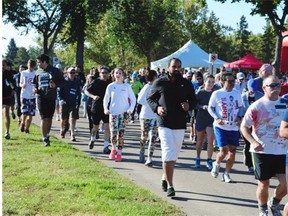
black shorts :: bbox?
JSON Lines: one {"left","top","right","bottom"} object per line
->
{"left": 92, "top": 111, "right": 109, "bottom": 125}
{"left": 37, "top": 97, "right": 56, "bottom": 120}
{"left": 61, "top": 104, "right": 78, "bottom": 120}
{"left": 252, "top": 153, "right": 286, "bottom": 180}
{"left": 3, "top": 97, "right": 13, "bottom": 106}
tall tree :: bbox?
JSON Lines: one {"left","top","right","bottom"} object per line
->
{"left": 13, "top": 47, "right": 30, "bottom": 67}
{"left": 60, "top": 0, "right": 112, "bottom": 71}
{"left": 108, "top": 0, "right": 180, "bottom": 66}
{"left": 235, "top": 15, "right": 251, "bottom": 57}
{"left": 212, "top": 0, "right": 288, "bottom": 75}
{"left": 5, "top": 38, "right": 18, "bottom": 62}
{"left": 260, "top": 21, "right": 276, "bottom": 63}
{"left": 3, "top": 0, "right": 69, "bottom": 57}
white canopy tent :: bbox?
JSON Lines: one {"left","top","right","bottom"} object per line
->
{"left": 150, "top": 40, "right": 226, "bottom": 70}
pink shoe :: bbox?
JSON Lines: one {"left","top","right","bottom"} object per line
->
{"left": 109, "top": 149, "right": 117, "bottom": 160}
{"left": 115, "top": 154, "right": 122, "bottom": 162}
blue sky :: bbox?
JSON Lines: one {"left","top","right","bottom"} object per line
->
{"left": 1, "top": 0, "right": 283, "bottom": 55}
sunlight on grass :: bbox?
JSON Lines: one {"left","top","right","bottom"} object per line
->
{"left": 2, "top": 118, "right": 185, "bottom": 216}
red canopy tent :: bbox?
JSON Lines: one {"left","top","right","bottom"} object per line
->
{"left": 224, "top": 54, "right": 265, "bottom": 70}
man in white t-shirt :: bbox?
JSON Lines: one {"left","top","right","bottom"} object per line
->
{"left": 234, "top": 72, "right": 247, "bottom": 93}
{"left": 241, "top": 75, "right": 288, "bottom": 216}
{"left": 208, "top": 72, "right": 243, "bottom": 183}
{"left": 19, "top": 59, "right": 37, "bottom": 134}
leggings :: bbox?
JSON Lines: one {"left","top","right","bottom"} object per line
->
{"left": 109, "top": 112, "right": 129, "bottom": 150}
{"left": 139, "top": 118, "right": 157, "bottom": 157}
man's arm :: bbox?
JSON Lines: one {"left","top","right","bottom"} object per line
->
{"left": 85, "top": 81, "right": 100, "bottom": 101}
{"left": 279, "top": 120, "right": 288, "bottom": 139}
{"left": 240, "top": 125, "right": 264, "bottom": 151}
{"left": 186, "top": 80, "right": 197, "bottom": 110}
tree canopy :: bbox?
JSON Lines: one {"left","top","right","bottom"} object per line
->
{"left": 3, "top": 0, "right": 287, "bottom": 74}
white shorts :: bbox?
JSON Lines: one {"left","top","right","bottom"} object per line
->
{"left": 158, "top": 127, "right": 185, "bottom": 162}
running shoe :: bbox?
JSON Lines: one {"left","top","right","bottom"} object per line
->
{"left": 109, "top": 149, "right": 117, "bottom": 160}
{"left": 167, "top": 186, "right": 175, "bottom": 197}
{"left": 60, "top": 130, "right": 66, "bottom": 138}
{"left": 19, "top": 123, "right": 25, "bottom": 132}
{"left": 161, "top": 179, "right": 168, "bottom": 192}
{"left": 211, "top": 161, "right": 220, "bottom": 178}
{"left": 115, "top": 154, "right": 122, "bottom": 162}
{"left": 42, "top": 137, "right": 50, "bottom": 147}
{"left": 222, "top": 171, "right": 232, "bottom": 183}
{"left": 259, "top": 210, "right": 268, "bottom": 216}
{"left": 4, "top": 132, "right": 10, "bottom": 140}
{"left": 268, "top": 199, "right": 282, "bottom": 216}
{"left": 195, "top": 158, "right": 201, "bottom": 168}
{"left": 145, "top": 160, "right": 153, "bottom": 167}
{"left": 206, "top": 159, "right": 213, "bottom": 170}
{"left": 103, "top": 146, "right": 111, "bottom": 154}
{"left": 96, "top": 131, "right": 100, "bottom": 139}
{"left": 11, "top": 112, "right": 16, "bottom": 119}
{"left": 71, "top": 135, "right": 76, "bottom": 142}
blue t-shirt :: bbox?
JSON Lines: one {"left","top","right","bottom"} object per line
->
{"left": 283, "top": 108, "right": 288, "bottom": 122}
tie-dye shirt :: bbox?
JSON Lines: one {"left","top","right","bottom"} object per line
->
{"left": 241, "top": 97, "right": 288, "bottom": 154}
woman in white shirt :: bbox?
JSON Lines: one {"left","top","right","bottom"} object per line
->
{"left": 137, "top": 69, "right": 158, "bottom": 167}
{"left": 103, "top": 67, "right": 136, "bottom": 162}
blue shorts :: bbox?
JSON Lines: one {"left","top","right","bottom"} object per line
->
{"left": 214, "top": 126, "right": 240, "bottom": 147}
{"left": 195, "top": 122, "right": 213, "bottom": 132}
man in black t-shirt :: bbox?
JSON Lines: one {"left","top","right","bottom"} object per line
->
{"left": 33, "top": 54, "right": 64, "bottom": 146}
{"left": 85, "top": 66, "right": 111, "bottom": 153}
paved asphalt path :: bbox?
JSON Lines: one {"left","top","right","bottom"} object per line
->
{"left": 34, "top": 111, "right": 287, "bottom": 216}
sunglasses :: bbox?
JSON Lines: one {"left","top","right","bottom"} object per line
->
{"left": 265, "top": 83, "right": 281, "bottom": 88}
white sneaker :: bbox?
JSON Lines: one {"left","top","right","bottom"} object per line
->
{"left": 259, "top": 210, "right": 268, "bottom": 216}
{"left": 222, "top": 171, "right": 232, "bottom": 183}
{"left": 211, "top": 162, "right": 220, "bottom": 178}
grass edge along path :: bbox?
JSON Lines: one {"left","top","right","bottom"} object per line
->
{"left": 2, "top": 119, "right": 185, "bottom": 216}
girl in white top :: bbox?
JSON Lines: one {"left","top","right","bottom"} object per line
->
{"left": 19, "top": 59, "right": 37, "bottom": 133}
{"left": 103, "top": 67, "right": 136, "bottom": 162}
{"left": 137, "top": 69, "right": 158, "bottom": 167}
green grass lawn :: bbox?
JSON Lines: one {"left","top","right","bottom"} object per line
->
{"left": 2, "top": 119, "right": 185, "bottom": 216}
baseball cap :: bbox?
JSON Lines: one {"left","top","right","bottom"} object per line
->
{"left": 194, "top": 71, "right": 203, "bottom": 78}
{"left": 236, "top": 72, "right": 245, "bottom": 80}
{"left": 203, "top": 72, "right": 211, "bottom": 80}
{"left": 247, "top": 79, "right": 258, "bottom": 92}
{"left": 67, "top": 67, "right": 76, "bottom": 73}
{"left": 131, "top": 72, "right": 138, "bottom": 78}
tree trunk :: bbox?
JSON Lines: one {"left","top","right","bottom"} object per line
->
{"left": 272, "top": 33, "right": 283, "bottom": 77}
{"left": 43, "top": 35, "right": 48, "bottom": 55}
{"left": 76, "top": 30, "right": 85, "bottom": 72}
{"left": 146, "top": 54, "right": 151, "bottom": 69}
